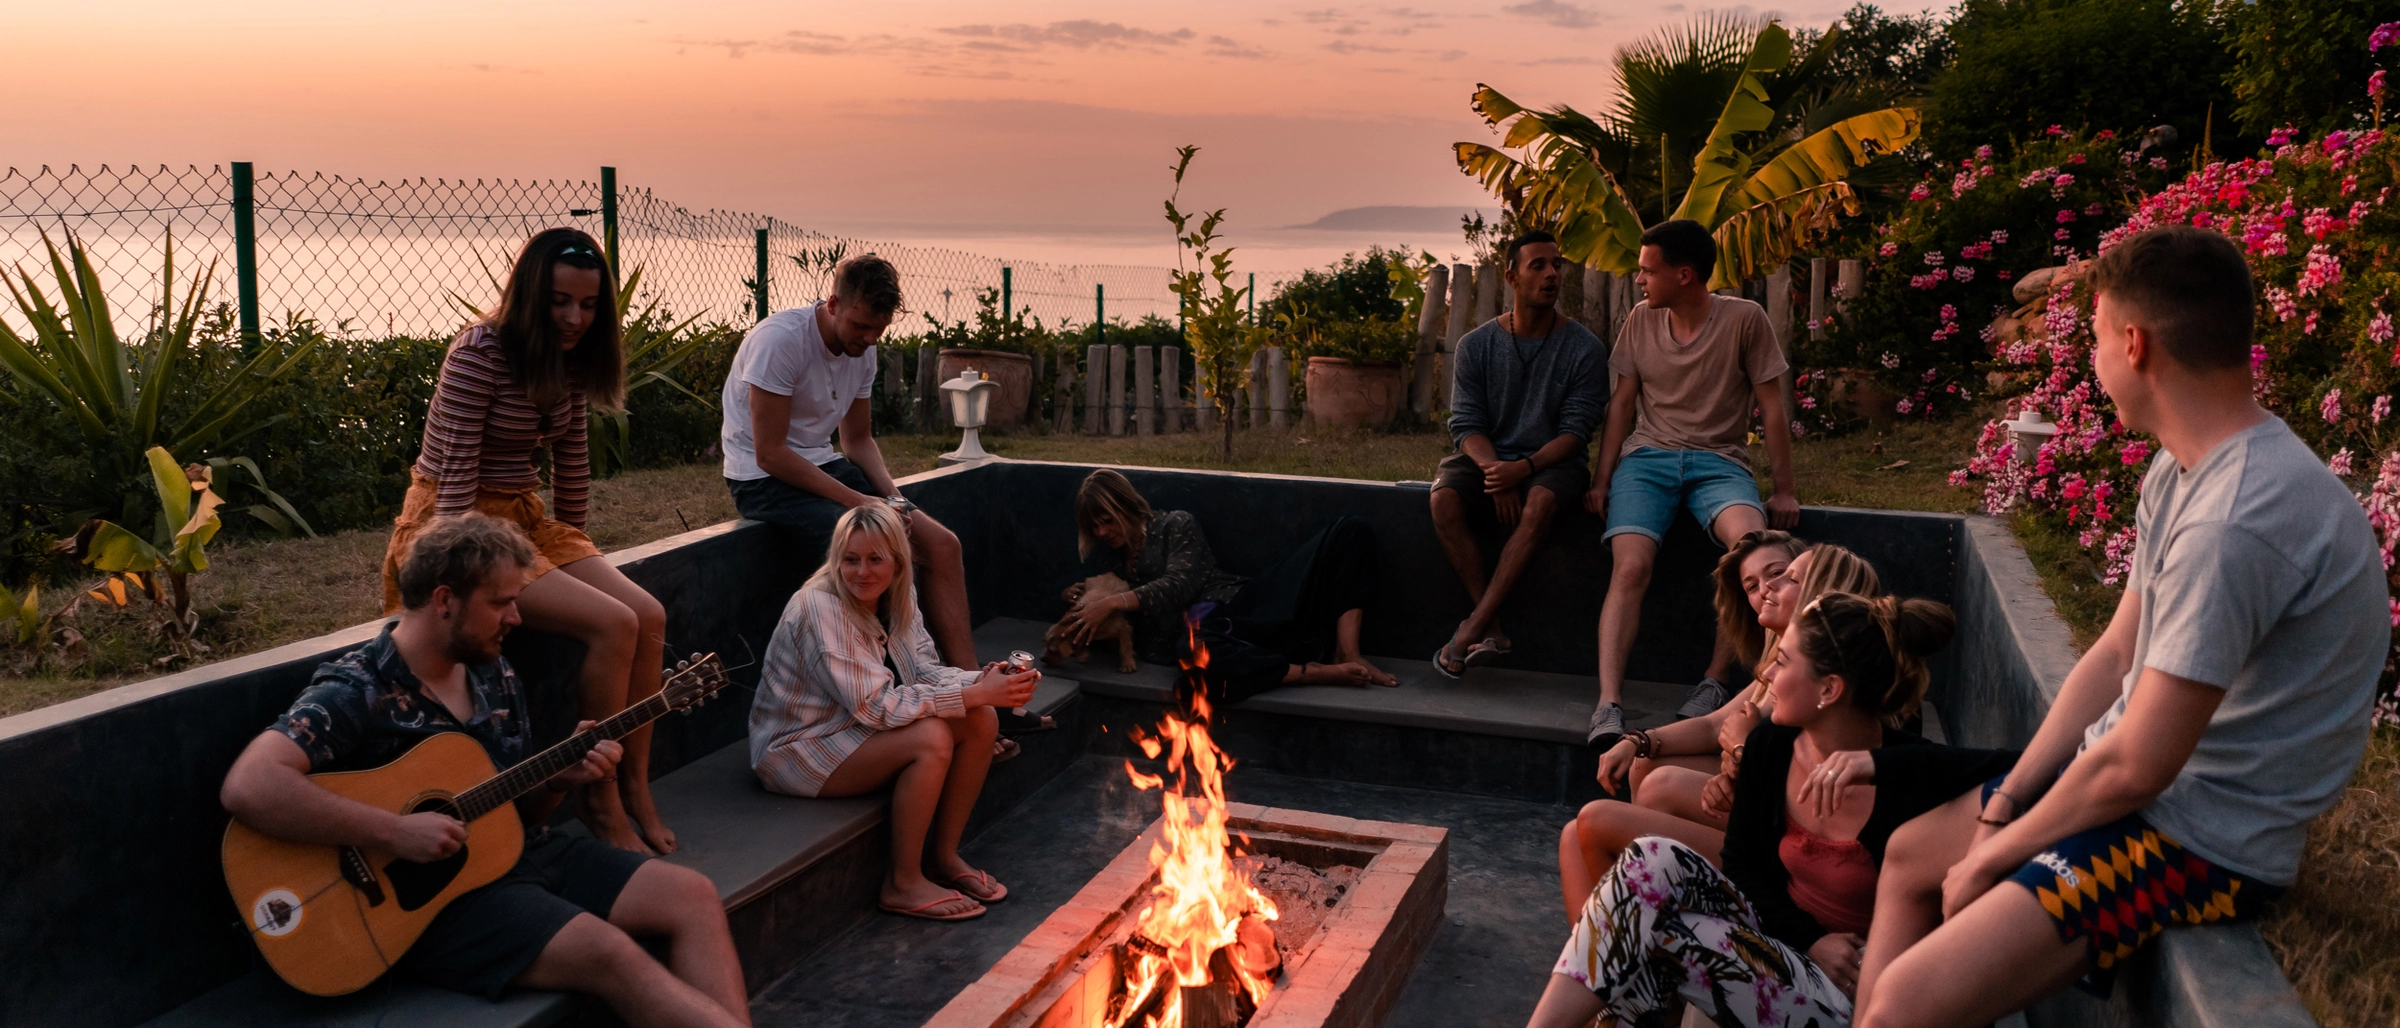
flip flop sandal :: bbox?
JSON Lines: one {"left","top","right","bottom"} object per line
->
{"left": 1432, "top": 640, "right": 1470, "bottom": 679}
{"left": 1462, "top": 639, "right": 1507, "bottom": 668}
{"left": 881, "top": 890, "right": 986, "bottom": 922}
{"left": 1001, "top": 712, "right": 1057, "bottom": 736}
{"left": 992, "top": 737, "right": 1022, "bottom": 764}
{"left": 939, "top": 868, "right": 1009, "bottom": 904}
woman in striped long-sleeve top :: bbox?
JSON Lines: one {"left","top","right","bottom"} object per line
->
{"left": 378, "top": 227, "right": 676, "bottom": 855}
{"left": 750, "top": 503, "right": 1039, "bottom": 921}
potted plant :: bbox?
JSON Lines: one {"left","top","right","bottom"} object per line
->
{"left": 1300, "top": 315, "right": 1413, "bottom": 429}
{"left": 916, "top": 287, "right": 1044, "bottom": 428}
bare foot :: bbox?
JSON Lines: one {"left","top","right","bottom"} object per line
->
{"left": 619, "top": 777, "right": 678, "bottom": 855}
{"left": 1298, "top": 661, "right": 1394, "bottom": 687}
{"left": 582, "top": 794, "right": 655, "bottom": 855}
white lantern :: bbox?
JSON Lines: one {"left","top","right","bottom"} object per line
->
{"left": 2003, "top": 408, "right": 2058, "bottom": 465}
{"left": 938, "top": 370, "right": 1000, "bottom": 465}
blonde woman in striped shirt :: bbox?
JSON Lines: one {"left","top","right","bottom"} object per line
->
{"left": 379, "top": 227, "right": 675, "bottom": 855}
{"left": 750, "top": 503, "right": 1038, "bottom": 921}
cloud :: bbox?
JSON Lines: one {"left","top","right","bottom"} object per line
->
{"left": 1204, "top": 36, "right": 1271, "bottom": 59}
{"left": 1502, "top": 0, "right": 1602, "bottom": 29}
{"left": 936, "top": 20, "right": 1196, "bottom": 52}
{"left": 1323, "top": 39, "right": 1398, "bottom": 55}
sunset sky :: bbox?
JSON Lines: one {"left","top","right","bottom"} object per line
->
{"left": 15, "top": 1, "right": 1940, "bottom": 270}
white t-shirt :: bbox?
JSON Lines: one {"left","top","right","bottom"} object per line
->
{"left": 721, "top": 303, "right": 878, "bottom": 480}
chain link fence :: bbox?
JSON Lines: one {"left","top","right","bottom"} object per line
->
{"left": 0, "top": 163, "right": 1287, "bottom": 340}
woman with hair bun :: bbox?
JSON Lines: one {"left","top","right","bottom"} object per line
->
{"left": 380, "top": 227, "right": 679, "bottom": 854}
{"left": 1559, "top": 541, "right": 1884, "bottom": 916}
{"left": 1529, "top": 592, "right": 2018, "bottom": 1028}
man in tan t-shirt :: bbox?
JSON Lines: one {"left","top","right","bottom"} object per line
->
{"left": 1580, "top": 219, "right": 1799, "bottom": 748}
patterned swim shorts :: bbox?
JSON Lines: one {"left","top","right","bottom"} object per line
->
{"left": 1994, "top": 784, "right": 2280, "bottom": 994}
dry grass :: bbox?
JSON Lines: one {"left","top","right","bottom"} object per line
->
{"left": 2261, "top": 725, "right": 2400, "bottom": 1028}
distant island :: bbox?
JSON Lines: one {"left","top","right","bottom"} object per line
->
{"left": 1286, "top": 205, "right": 1498, "bottom": 232}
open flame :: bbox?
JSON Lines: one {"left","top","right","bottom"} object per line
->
{"left": 1107, "top": 621, "right": 1279, "bottom": 1028}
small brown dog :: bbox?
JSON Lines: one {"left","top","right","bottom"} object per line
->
{"left": 1044, "top": 573, "right": 1138, "bottom": 673}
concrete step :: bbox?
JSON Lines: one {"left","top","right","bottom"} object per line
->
{"left": 975, "top": 617, "right": 1697, "bottom": 806}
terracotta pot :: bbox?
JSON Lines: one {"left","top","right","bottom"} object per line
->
{"left": 1826, "top": 368, "right": 1901, "bottom": 426}
{"left": 1302, "top": 357, "right": 1405, "bottom": 429}
{"left": 935, "top": 349, "right": 1033, "bottom": 428}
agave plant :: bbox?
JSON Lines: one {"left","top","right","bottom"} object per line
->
{"left": 0, "top": 230, "right": 319, "bottom": 532}
{"left": 1455, "top": 20, "right": 1920, "bottom": 288}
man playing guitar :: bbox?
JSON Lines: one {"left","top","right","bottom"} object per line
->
{"left": 219, "top": 514, "right": 750, "bottom": 1027}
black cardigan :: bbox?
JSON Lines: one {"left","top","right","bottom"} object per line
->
{"left": 1719, "top": 722, "right": 2019, "bottom": 953}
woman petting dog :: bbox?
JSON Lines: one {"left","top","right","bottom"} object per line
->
{"left": 1058, "top": 469, "right": 1396, "bottom": 703}
{"left": 748, "top": 503, "right": 1039, "bottom": 922}
{"left": 379, "top": 227, "right": 676, "bottom": 855}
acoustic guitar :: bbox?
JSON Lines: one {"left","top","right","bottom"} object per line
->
{"left": 221, "top": 653, "right": 730, "bottom": 996}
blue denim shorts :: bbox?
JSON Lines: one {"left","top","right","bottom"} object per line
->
{"left": 1602, "top": 447, "right": 1762, "bottom": 542}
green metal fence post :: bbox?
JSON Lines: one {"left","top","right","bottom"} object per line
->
{"left": 1096, "top": 284, "right": 1105, "bottom": 345}
{"left": 753, "top": 227, "right": 769, "bottom": 323}
{"left": 231, "top": 162, "right": 260, "bottom": 345}
{"left": 1001, "top": 266, "right": 1013, "bottom": 342}
{"left": 600, "top": 166, "right": 619, "bottom": 280}
{"left": 1247, "top": 272, "right": 1256, "bottom": 325}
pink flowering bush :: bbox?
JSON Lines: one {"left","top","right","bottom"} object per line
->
{"left": 1953, "top": 125, "right": 2400, "bottom": 715}
{"left": 1796, "top": 133, "right": 2174, "bottom": 432}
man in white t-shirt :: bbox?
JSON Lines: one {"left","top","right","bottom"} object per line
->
{"left": 721, "top": 255, "right": 973, "bottom": 669}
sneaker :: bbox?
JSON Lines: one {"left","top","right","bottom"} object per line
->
{"left": 1585, "top": 702, "right": 1625, "bottom": 751}
{"left": 1677, "top": 677, "right": 1731, "bottom": 719}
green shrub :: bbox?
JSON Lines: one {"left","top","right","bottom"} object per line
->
{"left": 2224, "top": 0, "right": 2393, "bottom": 138}
{"left": 1924, "top": 0, "right": 2238, "bottom": 161}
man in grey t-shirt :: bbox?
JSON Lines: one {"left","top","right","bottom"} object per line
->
{"left": 1855, "top": 228, "right": 2385, "bottom": 1027}
{"left": 1427, "top": 230, "right": 1608, "bottom": 681}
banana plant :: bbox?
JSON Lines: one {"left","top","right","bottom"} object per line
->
{"left": 0, "top": 582, "right": 37, "bottom": 649}
{"left": 67, "top": 446, "right": 225, "bottom": 655}
{"left": 1455, "top": 21, "right": 1920, "bottom": 288}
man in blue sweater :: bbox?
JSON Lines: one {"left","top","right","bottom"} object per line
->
{"left": 1429, "top": 230, "right": 1610, "bottom": 678}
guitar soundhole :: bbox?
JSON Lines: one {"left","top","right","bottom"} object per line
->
{"left": 384, "top": 797, "right": 467, "bottom": 911}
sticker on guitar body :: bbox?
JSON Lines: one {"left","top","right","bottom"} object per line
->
{"left": 252, "top": 889, "right": 304, "bottom": 937}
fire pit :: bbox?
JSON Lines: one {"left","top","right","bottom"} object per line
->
{"left": 926, "top": 691, "right": 1447, "bottom": 1028}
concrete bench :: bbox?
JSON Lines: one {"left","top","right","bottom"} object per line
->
{"left": 146, "top": 675, "right": 1082, "bottom": 1028}
{"left": 972, "top": 617, "right": 1692, "bottom": 743}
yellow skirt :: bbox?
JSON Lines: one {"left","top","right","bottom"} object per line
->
{"left": 380, "top": 473, "right": 602, "bottom": 613}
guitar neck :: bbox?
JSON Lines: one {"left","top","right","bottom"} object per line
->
{"left": 451, "top": 691, "right": 674, "bottom": 822}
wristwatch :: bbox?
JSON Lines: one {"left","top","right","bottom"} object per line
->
{"left": 885, "top": 495, "right": 918, "bottom": 515}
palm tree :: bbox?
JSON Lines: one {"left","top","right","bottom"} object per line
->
{"left": 1455, "top": 19, "right": 1919, "bottom": 288}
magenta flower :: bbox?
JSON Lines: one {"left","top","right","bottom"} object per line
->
{"left": 2373, "top": 69, "right": 2388, "bottom": 101}
{"left": 1879, "top": 241, "right": 1899, "bottom": 257}
{"left": 2371, "top": 22, "right": 2399, "bottom": 52}
{"left": 2374, "top": 395, "right": 2391, "bottom": 425}
{"left": 1908, "top": 183, "right": 1932, "bottom": 201}
{"left": 2331, "top": 448, "right": 2356, "bottom": 477}
{"left": 1924, "top": 250, "right": 1946, "bottom": 266}
{"left": 1991, "top": 229, "right": 2010, "bottom": 244}
{"left": 2323, "top": 388, "right": 2344, "bottom": 423}
{"left": 1977, "top": 145, "right": 1995, "bottom": 159}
